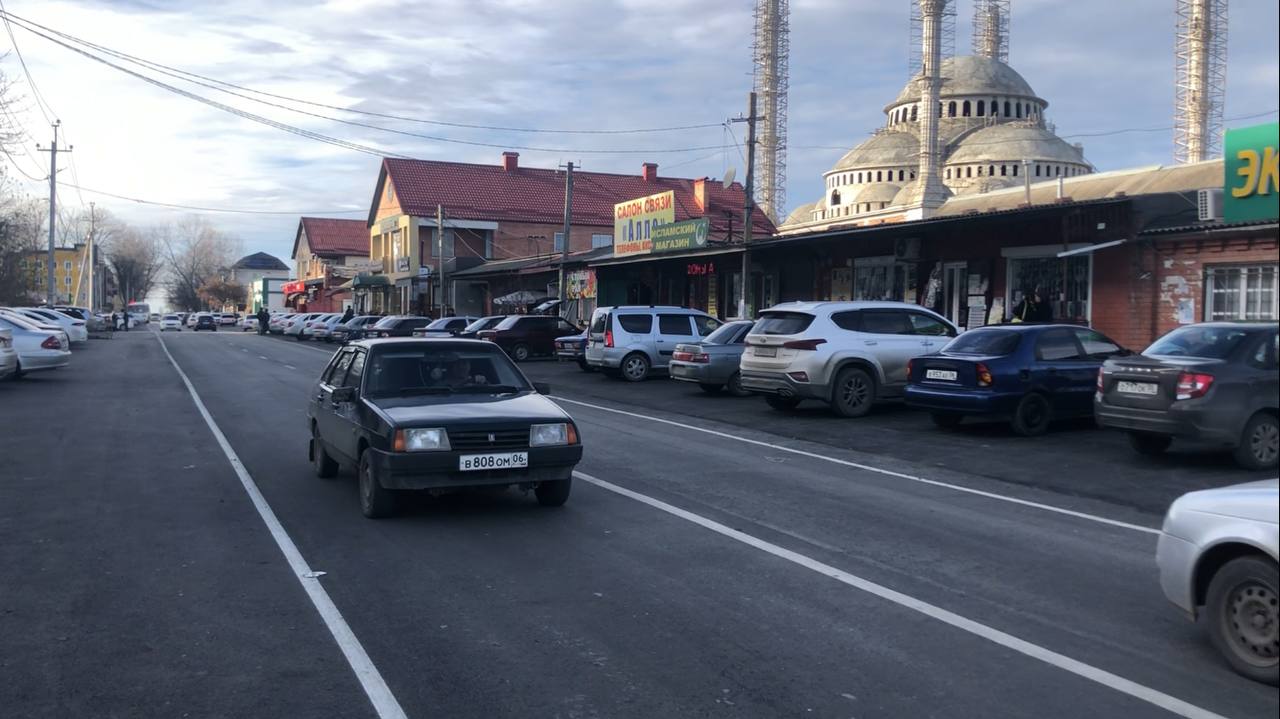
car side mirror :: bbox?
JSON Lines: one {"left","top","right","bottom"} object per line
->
{"left": 331, "top": 386, "right": 357, "bottom": 403}
{"left": 533, "top": 382, "right": 551, "bottom": 395}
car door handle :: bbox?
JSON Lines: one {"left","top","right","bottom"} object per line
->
{"left": 864, "top": 340, "right": 878, "bottom": 346}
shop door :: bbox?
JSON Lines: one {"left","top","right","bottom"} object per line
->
{"left": 943, "top": 262, "right": 967, "bottom": 327}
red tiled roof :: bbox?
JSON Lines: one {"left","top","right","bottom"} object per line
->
{"left": 294, "top": 217, "right": 369, "bottom": 259}
{"left": 370, "top": 157, "right": 775, "bottom": 239}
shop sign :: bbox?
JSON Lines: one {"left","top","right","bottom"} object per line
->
{"left": 378, "top": 216, "right": 400, "bottom": 233}
{"left": 396, "top": 256, "right": 411, "bottom": 272}
{"left": 614, "top": 191, "right": 675, "bottom": 257}
{"left": 652, "top": 218, "right": 709, "bottom": 254}
{"left": 281, "top": 280, "right": 306, "bottom": 295}
{"left": 566, "top": 269, "right": 596, "bottom": 300}
{"left": 1224, "top": 122, "right": 1279, "bottom": 222}
{"left": 687, "top": 261, "right": 716, "bottom": 276}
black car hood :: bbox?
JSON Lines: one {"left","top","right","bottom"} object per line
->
{"left": 369, "top": 392, "right": 569, "bottom": 426}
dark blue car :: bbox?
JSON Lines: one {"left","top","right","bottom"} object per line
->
{"left": 904, "top": 324, "right": 1130, "bottom": 436}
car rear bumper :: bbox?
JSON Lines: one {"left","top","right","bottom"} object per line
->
{"left": 738, "top": 370, "right": 827, "bottom": 400}
{"left": 903, "top": 385, "right": 1019, "bottom": 414}
{"left": 669, "top": 360, "right": 730, "bottom": 385}
{"left": 368, "top": 445, "right": 583, "bottom": 490}
{"left": 19, "top": 349, "right": 70, "bottom": 371}
{"left": 585, "top": 348, "right": 624, "bottom": 369}
{"left": 0, "top": 351, "right": 17, "bottom": 379}
{"left": 1094, "top": 399, "right": 1238, "bottom": 445}
{"left": 1156, "top": 531, "right": 1198, "bottom": 619}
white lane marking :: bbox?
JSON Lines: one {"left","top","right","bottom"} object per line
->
{"left": 154, "top": 333, "right": 408, "bottom": 719}
{"left": 259, "top": 355, "right": 269, "bottom": 360}
{"left": 574, "top": 470, "right": 1226, "bottom": 719}
{"left": 555, "top": 396, "right": 1158, "bottom": 536}
{"left": 284, "top": 364, "right": 297, "bottom": 370}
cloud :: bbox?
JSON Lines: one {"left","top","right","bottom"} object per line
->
{"left": 1, "top": 0, "right": 1275, "bottom": 271}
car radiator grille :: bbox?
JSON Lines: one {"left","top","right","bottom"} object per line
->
{"left": 449, "top": 429, "right": 528, "bottom": 451}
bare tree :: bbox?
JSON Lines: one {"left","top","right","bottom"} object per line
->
{"left": 103, "top": 222, "right": 162, "bottom": 307}
{"left": 159, "top": 216, "right": 241, "bottom": 311}
{"left": 199, "top": 277, "right": 247, "bottom": 311}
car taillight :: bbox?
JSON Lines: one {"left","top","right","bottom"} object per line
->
{"left": 604, "top": 329, "right": 614, "bottom": 348}
{"left": 1175, "top": 372, "right": 1213, "bottom": 400}
{"left": 1096, "top": 368, "right": 1104, "bottom": 394}
{"left": 41, "top": 336, "right": 60, "bottom": 350}
{"left": 782, "top": 338, "right": 826, "bottom": 351}
{"left": 975, "top": 362, "right": 993, "bottom": 387}
{"left": 907, "top": 358, "right": 914, "bottom": 379}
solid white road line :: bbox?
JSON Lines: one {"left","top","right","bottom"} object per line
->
{"left": 574, "top": 471, "right": 1226, "bottom": 719}
{"left": 154, "top": 333, "right": 408, "bottom": 719}
{"left": 556, "top": 396, "right": 1159, "bottom": 535}
{"left": 284, "top": 364, "right": 297, "bottom": 370}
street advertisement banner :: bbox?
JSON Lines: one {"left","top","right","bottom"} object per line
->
{"left": 566, "top": 269, "right": 596, "bottom": 299}
{"left": 651, "top": 218, "right": 709, "bottom": 254}
{"left": 614, "top": 191, "right": 675, "bottom": 257}
{"left": 1224, "top": 122, "right": 1279, "bottom": 222}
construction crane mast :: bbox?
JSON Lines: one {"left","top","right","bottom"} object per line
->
{"left": 1174, "top": 0, "right": 1228, "bottom": 163}
{"left": 752, "top": 0, "right": 789, "bottom": 224}
{"left": 971, "top": 0, "right": 1010, "bottom": 63}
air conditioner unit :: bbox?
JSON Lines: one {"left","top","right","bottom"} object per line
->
{"left": 1197, "top": 188, "right": 1223, "bottom": 221}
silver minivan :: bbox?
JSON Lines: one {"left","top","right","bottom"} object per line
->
{"left": 586, "top": 306, "right": 721, "bottom": 381}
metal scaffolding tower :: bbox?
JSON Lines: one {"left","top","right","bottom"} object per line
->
{"left": 1174, "top": 0, "right": 1227, "bottom": 163}
{"left": 752, "top": 0, "right": 789, "bottom": 224}
{"left": 910, "top": 0, "right": 956, "bottom": 76}
{"left": 971, "top": 0, "right": 1010, "bottom": 63}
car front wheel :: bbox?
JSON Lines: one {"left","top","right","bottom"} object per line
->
{"left": 535, "top": 477, "right": 572, "bottom": 507}
{"left": 1235, "top": 413, "right": 1280, "bottom": 470}
{"left": 358, "top": 450, "right": 397, "bottom": 518}
{"left": 1205, "top": 555, "right": 1279, "bottom": 685}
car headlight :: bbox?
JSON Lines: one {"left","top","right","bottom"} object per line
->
{"left": 530, "top": 423, "right": 575, "bottom": 447}
{"left": 395, "top": 428, "right": 450, "bottom": 452}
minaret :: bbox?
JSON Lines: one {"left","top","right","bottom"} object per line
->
{"left": 905, "top": 0, "right": 950, "bottom": 218}
{"left": 972, "top": 0, "right": 1009, "bottom": 63}
{"left": 1174, "top": 0, "right": 1227, "bottom": 163}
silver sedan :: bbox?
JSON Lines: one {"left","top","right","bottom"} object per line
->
{"left": 1157, "top": 478, "right": 1279, "bottom": 685}
{"left": 668, "top": 320, "right": 755, "bottom": 396}
{"left": 0, "top": 313, "right": 71, "bottom": 378}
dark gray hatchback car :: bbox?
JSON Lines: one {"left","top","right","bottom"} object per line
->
{"left": 1096, "top": 323, "right": 1279, "bottom": 469}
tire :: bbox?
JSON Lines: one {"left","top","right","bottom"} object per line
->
{"left": 577, "top": 359, "right": 594, "bottom": 373}
{"left": 726, "top": 372, "right": 751, "bottom": 397}
{"left": 765, "top": 395, "right": 801, "bottom": 411}
{"left": 931, "top": 412, "right": 964, "bottom": 428}
{"left": 831, "top": 367, "right": 875, "bottom": 418}
{"left": 699, "top": 383, "right": 723, "bottom": 395}
{"left": 535, "top": 477, "right": 573, "bottom": 507}
{"left": 511, "top": 343, "right": 531, "bottom": 362}
{"left": 295, "top": 332, "right": 305, "bottom": 342}
{"left": 1234, "top": 413, "right": 1280, "bottom": 470}
{"left": 1010, "top": 393, "right": 1052, "bottom": 437}
{"left": 10, "top": 359, "right": 22, "bottom": 381}
{"left": 358, "top": 450, "right": 397, "bottom": 518}
{"left": 1128, "top": 431, "right": 1172, "bottom": 456}
{"left": 311, "top": 427, "right": 338, "bottom": 479}
{"left": 620, "top": 352, "right": 650, "bottom": 382}
{"left": 1204, "top": 555, "right": 1279, "bottom": 686}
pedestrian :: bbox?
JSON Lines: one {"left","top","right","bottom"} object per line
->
{"left": 121, "top": 310, "right": 129, "bottom": 331}
{"left": 1011, "top": 286, "right": 1052, "bottom": 323}
{"left": 341, "top": 306, "right": 355, "bottom": 324}
{"left": 256, "top": 306, "right": 269, "bottom": 335}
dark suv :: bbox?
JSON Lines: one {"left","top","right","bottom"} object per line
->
{"left": 363, "top": 315, "right": 431, "bottom": 339}
{"left": 479, "top": 315, "right": 581, "bottom": 362}
{"left": 1096, "top": 323, "right": 1279, "bottom": 469}
{"left": 194, "top": 314, "right": 218, "bottom": 331}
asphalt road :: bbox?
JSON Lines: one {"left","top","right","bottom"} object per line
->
{"left": 2, "top": 329, "right": 1276, "bottom": 719}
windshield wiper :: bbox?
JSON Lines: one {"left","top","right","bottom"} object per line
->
{"left": 396, "top": 386, "right": 453, "bottom": 395}
{"left": 453, "top": 384, "right": 522, "bottom": 394}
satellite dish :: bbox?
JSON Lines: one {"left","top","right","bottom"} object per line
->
{"left": 722, "top": 167, "right": 737, "bottom": 189}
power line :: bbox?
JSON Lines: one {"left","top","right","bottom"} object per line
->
{"left": 1, "top": 10, "right": 732, "bottom": 156}
{"left": 0, "top": 0, "right": 52, "bottom": 123}
{"left": 63, "top": 182, "right": 367, "bottom": 215}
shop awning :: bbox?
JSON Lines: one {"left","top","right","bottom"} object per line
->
{"left": 494, "top": 290, "right": 545, "bottom": 306}
{"left": 589, "top": 245, "right": 742, "bottom": 268}
{"left": 351, "top": 274, "right": 390, "bottom": 288}
{"left": 1056, "top": 239, "right": 1127, "bottom": 257}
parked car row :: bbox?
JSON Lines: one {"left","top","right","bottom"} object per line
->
{"left": 0, "top": 307, "right": 76, "bottom": 380}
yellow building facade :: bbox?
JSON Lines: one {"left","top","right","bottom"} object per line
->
{"left": 20, "top": 245, "right": 89, "bottom": 305}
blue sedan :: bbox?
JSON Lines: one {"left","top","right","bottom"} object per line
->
{"left": 904, "top": 324, "right": 1130, "bottom": 436}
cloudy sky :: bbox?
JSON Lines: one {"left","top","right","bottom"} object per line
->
{"left": 2, "top": 0, "right": 1276, "bottom": 268}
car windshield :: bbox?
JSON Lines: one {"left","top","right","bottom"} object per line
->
{"left": 364, "top": 344, "right": 530, "bottom": 398}
{"left": 704, "top": 321, "right": 749, "bottom": 345}
{"left": 495, "top": 316, "right": 524, "bottom": 330}
{"left": 943, "top": 329, "right": 1022, "bottom": 355}
{"left": 163, "top": 315, "right": 179, "bottom": 321}
{"left": 425, "top": 318, "right": 457, "bottom": 330}
{"left": 372, "top": 316, "right": 408, "bottom": 329}
{"left": 1145, "top": 325, "right": 1253, "bottom": 359}
{"left": 753, "top": 311, "right": 814, "bottom": 335}
{"left": 464, "top": 317, "right": 503, "bottom": 332}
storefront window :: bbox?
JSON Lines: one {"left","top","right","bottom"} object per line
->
{"left": 1206, "top": 265, "right": 1279, "bottom": 321}
{"left": 853, "top": 258, "right": 893, "bottom": 301}
{"left": 1007, "top": 255, "right": 1090, "bottom": 322}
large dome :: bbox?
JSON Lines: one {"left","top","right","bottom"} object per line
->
{"left": 784, "top": 201, "right": 818, "bottom": 225}
{"left": 948, "top": 124, "right": 1086, "bottom": 165}
{"left": 831, "top": 131, "right": 918, "bottom": 171}
{"left": 892, "top": 55, "right": 1039, "bottom": 106}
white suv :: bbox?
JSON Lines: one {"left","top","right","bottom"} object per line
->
{"left": 585, "top": 306, "right": 721, "bottom": 381}
{"left": 739, "top": 301, "right": 957, "bottom": 417}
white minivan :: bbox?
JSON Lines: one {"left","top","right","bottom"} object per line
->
{"left": 585, "top": 306, "right": 721, "bottom": 381}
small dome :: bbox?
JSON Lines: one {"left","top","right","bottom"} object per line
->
{"left": 831, "top": 132, "right": 918, "bottom": 171}
{"left": 947, "top": 124, "right": 1087, "bottom": 165}
{"left": 784, "top": 201, "right": 818, "bottom": 225}
{"left": 892, "top": 180, "right": 954, "bottom": 207}
{"left": 231, "top": 252, "right": 289, "bottom": 271}
{"left": 854, "top": 183, "right": 901, "bottom": 204}
{"left": 892, "top": 55, "right": 1040, "bottom": 107}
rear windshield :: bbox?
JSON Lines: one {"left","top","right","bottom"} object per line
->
{"left": 496, "top": 316, "right": 525, "bottom": 330}
{"left": 943, "top": 329, "right": 1021, "bottom": 355}
{"left": 425, "top": 318, "right": 455, "bottom": 330}
{"left": 753, "top": 311, "right": 814, "bottom": 335}
{"left": 465, "top": 317, "right": 504, "bottom": 332}
{"left": 1146, "top": 325, "right": 1253, "bottom": 360}
{"left": 589, "top": 311, "right": 609, "bottom": 334}
{"left": 616, "top": 315, "right": 653, "bottom": 334}
{"left": 705, "top": 321, "right": 749, "bottom": 345}
{"left": 372, "top": 316, "right": 404, "bottom": 328}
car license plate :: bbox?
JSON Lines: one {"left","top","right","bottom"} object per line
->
{"left": 459, "top": 452, "right": 529, "bottom": 471}
{"left": 925, "top": 369, "right": 957, "bottom": 381}
{"left": 670, "top": 364, "right": 688, "bottom": 376}
{"left": 1117, "top": 381, "right": 1158, "bottom": 396}
{"left": 755, "top": 346, "right": 777, "bottom": 357}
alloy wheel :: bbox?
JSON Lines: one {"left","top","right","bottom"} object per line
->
{"left": 1251, "top": 420, "right": 1279, "bottom": 465}
{"left": 840, "top": 375, "right": 868, "bottom": 409}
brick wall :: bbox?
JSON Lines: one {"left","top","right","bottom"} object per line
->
{"left": 491, "top": 220, "right": 613, "bottom": 259}
{"left": 1150, "top": 232, "right": 1279, "bottom": 339}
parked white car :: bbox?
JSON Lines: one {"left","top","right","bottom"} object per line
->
{"left": 0, "top": 328, "right": 17, "bottom": 380}
{"left": 1157, "top": 479, "right": 1279, "bottom": 685}
{"left": 160, "top": 314, "right": 184, "bottom": 331}
{"left": 240, "top": 316, "right": 259, "bottom": 332}
{"left": 0, "top": 313, "right": 71, "bottom": 377}
{"left": 14, "top": 307, "right": 88, "bottom": 344}
{"left": 303, "top": 313, "right": 343, "bottom": 341}
{"left": 285, "top": 312, "right": 323, "bottom": 339}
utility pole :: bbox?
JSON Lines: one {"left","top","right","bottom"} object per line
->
{"left": 436, "top": 204, "right": 445, "bottom": 317}
{"left": 558, "top": 161, "right": 575, "bottom": 307}
{"left": 729, "top": 93, "right": 760, "bottom": 319}
{"left": 37, "top": 120, "right": 70, "bottom": 306}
